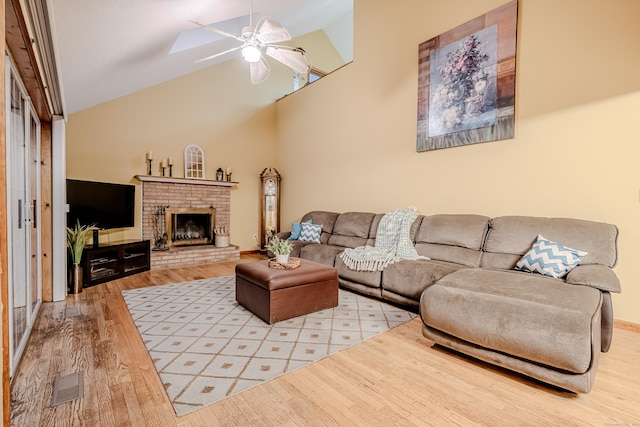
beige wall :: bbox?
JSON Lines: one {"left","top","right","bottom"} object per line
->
{"left": 294, "top": 30, "right": 346, "bottom": 74}
{"left": 66, "top": 0, "right": 640, "bottom": 324}
{"left": 66, "top": 30, "right": 345, "bottom": 251}
{"left": 276, "top": 0, "right": 640, "bottom": 324}
{"left": 67, "top": 58, "right": 283, "bottom": 251}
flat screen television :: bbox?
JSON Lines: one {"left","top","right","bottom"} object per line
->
{"left": 66, "top": 179, "right": 135, "bottom": 230}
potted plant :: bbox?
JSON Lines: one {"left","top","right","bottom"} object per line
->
{"left": 66, "top": 220, "right": 96, "bottom": 293}
{"left": 265, "top": 235, "right": 294, "bottom": 264}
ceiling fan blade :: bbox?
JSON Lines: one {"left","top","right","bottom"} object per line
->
{"left": 266, "top": 46, "right": 311, "bottom": 74}
{"left": 194, "top": 46, "right": 243, "bottom": 64}
{"left": 250, "top": 57, "right": 270, "bottom": 85}
{"left": 256, "top": 18, "right": 292, "bottom": 44}
{"left": 190, "top": 20, "right": 244, "bottom": 42}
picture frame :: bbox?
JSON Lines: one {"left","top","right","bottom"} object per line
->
{"left": 416, "top": 0, "right": 518, "bottom": 152}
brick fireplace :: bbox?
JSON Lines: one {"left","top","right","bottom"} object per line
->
{"left": 135, "top": 175, "right": 239, "bottom": 269}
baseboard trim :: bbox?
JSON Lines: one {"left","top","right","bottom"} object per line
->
{"left": 614, "top": 319, "right": 640, "bottom": 333}
{"left": 240, "top": 249, "right": 263, "bottom": 256}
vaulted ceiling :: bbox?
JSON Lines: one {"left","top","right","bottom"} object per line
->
{"left": 50, "top": 0, "right": 353, "bottom": 114}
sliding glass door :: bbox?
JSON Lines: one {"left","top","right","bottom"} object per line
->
{"left": 6, "top": 55, "right": 42, "bottom": 377}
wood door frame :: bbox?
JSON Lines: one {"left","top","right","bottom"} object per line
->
{"left": 2, "top": 0, "right": 55, "bottom": 423}
{"left": 0, "top": 0, "right": 7, "bottom": 423}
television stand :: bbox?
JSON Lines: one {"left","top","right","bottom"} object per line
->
{"left": 81, "top": 240, "right": 150, "bottom": 287}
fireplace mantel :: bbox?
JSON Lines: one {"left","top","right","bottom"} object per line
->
{"left": 135, "top": 175, "right": 238, "bottom": 187}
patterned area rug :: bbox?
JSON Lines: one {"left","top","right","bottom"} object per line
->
{"left": 122, "top": 275, "right": 416, "bottom": 416}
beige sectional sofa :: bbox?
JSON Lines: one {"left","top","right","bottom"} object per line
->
{"left": 278, "top": 210, "right": 620, "bottom": 393}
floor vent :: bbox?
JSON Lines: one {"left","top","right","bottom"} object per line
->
{"left": 65, "top": 306, "right": 80, "bottom": 317}
{"left": 51, "top": 371, "right": 84, "bottom": 406}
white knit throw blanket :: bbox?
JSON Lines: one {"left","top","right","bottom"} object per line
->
{"left": 340, "top": 207, "right": 423, "bottom": 272}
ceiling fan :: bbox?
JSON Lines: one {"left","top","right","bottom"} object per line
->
{"left": 191, "top": 1, "right": 311, "bottom": 85}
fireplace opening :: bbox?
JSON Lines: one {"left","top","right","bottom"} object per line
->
{"left": 165, "top": 208, "right": 215, "bottom": 247}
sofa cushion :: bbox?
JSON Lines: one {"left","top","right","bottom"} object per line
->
{"left": 515, "top": 235, "right": 587, "bottom": 279}
{"left": 336, "top": 255, "right": 381, "bottom": 289}
{"left": 328, "top": 212, "right": 376, "bottom": 248}
{"left": 382, "top": 259, "right": 463, "bottom": 301}
{"left": 299, "top": 243, "right": 343, "bottom": 266}
{"left": 300, "top": 211, "right": 340, "bottom": 244}
{"left": 364, "top": 213, "right": 422, "bottom": 250}
{"left": 288, "top": 240, "right": 311, "bottom": 258}
{"left": 414, "top": 214, "right": 490, "bottom": 267}
{"left": 366, "top": 214, "right": 385, "bottom": 246}
{"left": 420, "top": 268, "right": 602, "bottom": 374}
{"left": 481, "top": 216, "right": 618, "bottom": 270}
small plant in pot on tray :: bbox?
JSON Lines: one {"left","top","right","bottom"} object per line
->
{"left": 266, "top": 236, "right": 294, "bottom": 264}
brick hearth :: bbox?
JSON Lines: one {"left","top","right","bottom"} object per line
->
{"left": 136, "top": 175, "right": 240, "bottom": 269}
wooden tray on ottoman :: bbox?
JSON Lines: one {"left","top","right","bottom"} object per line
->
{"left": 235, "top": 259, "right": 339, "bottom": 324}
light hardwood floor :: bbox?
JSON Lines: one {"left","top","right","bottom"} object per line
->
{"left": 10, "top": 255, "right": 640, "bottom": 426}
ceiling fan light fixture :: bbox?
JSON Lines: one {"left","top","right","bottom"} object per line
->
{"left": 242, "top": 45, "right": 261, "bottom": 63}
{"left": 191, "top": 0, "right": 311, "bottom": 84}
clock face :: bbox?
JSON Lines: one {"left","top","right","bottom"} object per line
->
{"left": 265, "top": 179, "right": 276, "bottom": 196}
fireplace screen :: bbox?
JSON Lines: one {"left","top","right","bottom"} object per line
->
{"left": 165, "top": 208, "right": 215, "bottom": 247}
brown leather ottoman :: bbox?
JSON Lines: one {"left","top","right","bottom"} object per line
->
{"left": 235, "top": 259, "right": 339, "bottom": 324}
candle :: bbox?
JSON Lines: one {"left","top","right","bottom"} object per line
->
{"left": 226, "top": 166, "right": 232, "bottom": 175}
{"left": 168, "top": 157, "right": 173, "bottom": 166}
{"left": 160, "top": 160, "right": 165, "bottom": 168}
{"left": 146, "top": 151, "right": 153, "bottom": 160}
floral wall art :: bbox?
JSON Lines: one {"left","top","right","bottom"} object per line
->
{"left": 416, "top": 0, "right": 518, "bottom": 152}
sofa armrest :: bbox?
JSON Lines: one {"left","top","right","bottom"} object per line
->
{"left": 565, "top": 264, "right": 621, "bottom": 293}
{"left": 276, "top": 231, "right": 291, "bottom": 240}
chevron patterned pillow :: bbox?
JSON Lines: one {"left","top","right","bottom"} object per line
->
{"left": 299, "top": 222, "right": 322, "bottom": 243}
{"left": 289, "top": 219, "right": 312, "bottom": 240}
{"left": 515, "top": 235, "right": 587, "bottom": 279}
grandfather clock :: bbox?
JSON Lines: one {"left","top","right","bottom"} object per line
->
{"left": 259, "top": 167, "right": 281, "bottom": 250}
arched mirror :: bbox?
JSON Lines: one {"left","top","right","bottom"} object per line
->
{"left": 184, "top": 144, "right": 205, "bottom": 179}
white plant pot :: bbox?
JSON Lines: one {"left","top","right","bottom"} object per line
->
{"left": 275, "top": 254, "right": 290, "bottom": 264}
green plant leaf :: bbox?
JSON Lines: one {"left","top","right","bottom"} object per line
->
{"left": 265, "top": 235, "right": 293, "bottom": 255}
{"left": 67, "top": 220, "right": 97, "bottom": 264}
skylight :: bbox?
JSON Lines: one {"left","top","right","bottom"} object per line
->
{"left": 169, "top": 14, "right": 250, "bottom": 55}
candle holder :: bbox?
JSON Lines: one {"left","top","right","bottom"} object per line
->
{"left": 226, "top": 173, "right": 232, "bottom": 182}
{"left": 169, "top": 165, "right": 173, "bottom": 177}
{"left": 161, "top": 166, "right": 166, "bottom": 176}
{"left": 147, "top": 159, "right": 153, "bottom": 175}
